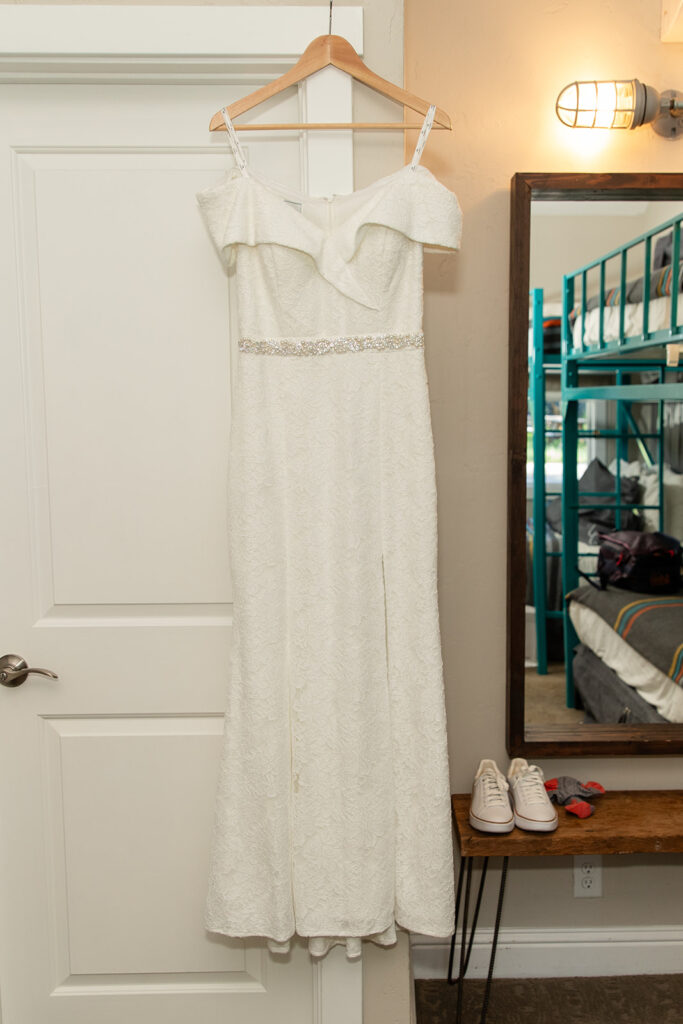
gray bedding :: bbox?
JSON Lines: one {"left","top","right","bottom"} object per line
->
{"left": 573, "top": 644, "right": 669, "bottom": 724}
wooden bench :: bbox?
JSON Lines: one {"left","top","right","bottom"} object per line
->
{"left": 448, "top": 790, "right": 683, "bottom": 1024}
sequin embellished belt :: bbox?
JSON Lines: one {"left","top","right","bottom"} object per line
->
{"left": 239, "top": 332, "right": 424, "bottom": 356}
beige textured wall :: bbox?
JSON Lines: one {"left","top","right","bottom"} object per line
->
{"left": 3, "top": 1, "right": 412, "bottom": 1019}
{"left": 406, "top": 0, "right": 683, "bottom": 934}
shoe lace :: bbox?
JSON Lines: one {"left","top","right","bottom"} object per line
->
{"left": 481, "top": 770, "right": 509, "bottom": 807}
{"left": 516, "top": 764, "right": 547, "bottom": 802}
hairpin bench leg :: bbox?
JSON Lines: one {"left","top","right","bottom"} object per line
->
{"left": 455, "top": 857, "right": 473, "bottom": 1024}
{"left": 479, "top": 855, "right": 509, "bottom": 1024}
{"left": 447, "top": 856, "right": 490, "bottom": 1024}
{"left": 448, "top": 856, "right": 490, "bottom": 984}
{"left": 447, "top": 855, "right": 466, "bottom": 983}
{"left": 446, "top": 855, "right": 509, "bottom": 1024}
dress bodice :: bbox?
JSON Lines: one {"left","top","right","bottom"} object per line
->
{"left": 195, "top": 113, "right": 462, "bottom": 347}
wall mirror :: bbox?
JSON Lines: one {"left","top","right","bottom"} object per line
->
{"left": 507, "top": 173, "right": 683, "bottom": 756}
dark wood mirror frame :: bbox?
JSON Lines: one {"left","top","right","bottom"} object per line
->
{"left": 507, "top": 171, "right": 683, "bottom": 757}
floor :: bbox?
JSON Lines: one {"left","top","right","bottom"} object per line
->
{"left": 415, "top": 975, "right": 683, "bottom": 1024}
{"left": 524, "top": 663, "right": 584, "bottom": 727}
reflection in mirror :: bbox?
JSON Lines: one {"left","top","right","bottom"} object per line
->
{"left": 525, "top": 196, "right": 683, "bottom": 735}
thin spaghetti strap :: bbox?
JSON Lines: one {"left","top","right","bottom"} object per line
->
{"left": 220, "top": 106, "right": 249, "bottom": 176}
{"left": 410, "top": 104, "right": 436, "bottom": 170}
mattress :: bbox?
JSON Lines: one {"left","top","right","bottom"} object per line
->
{"left": 572, "top": 295, "right": 676, "bottom": 348}
{"left": 568, "top": 587, "right": 683, "bottom": 723}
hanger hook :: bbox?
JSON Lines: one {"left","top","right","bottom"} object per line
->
{"left": 329, "top": 0, "right": 333, "bottom": 35}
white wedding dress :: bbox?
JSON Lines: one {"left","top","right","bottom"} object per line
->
{"left": 196, "top": 105, "right": 462, "bottom": 959}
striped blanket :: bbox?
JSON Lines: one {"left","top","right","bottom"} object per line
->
{"left": 583, "top": 260, "right": 683, "bottom": 312}
{"left": 567, "top": 586, "right": 683, "bottom": 684}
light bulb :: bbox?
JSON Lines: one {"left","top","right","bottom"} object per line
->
{"left": 556, "top": 80, "right": 641, "bottom": 130}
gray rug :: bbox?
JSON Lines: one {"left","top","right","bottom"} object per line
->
{"left": 415, "top": 975, "right": 683, "bottom": 1024}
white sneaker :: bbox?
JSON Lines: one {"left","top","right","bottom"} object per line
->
{"left": 507, "top": 758, "right": 558, "bottom": 832}
{"left": 469, "top": 759, "right": 514, "bottom": 833}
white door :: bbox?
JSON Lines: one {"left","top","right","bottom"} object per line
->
{"left": 0, "top": 7, "right": 363, "bottom": 1023}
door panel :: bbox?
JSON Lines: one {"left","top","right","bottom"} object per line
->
{"left": 26, "top": 152, "right": 233, "bottom": 606}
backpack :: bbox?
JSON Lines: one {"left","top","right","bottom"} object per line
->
{"left": 597, "top": 531, "right": 682, "bottom": 594}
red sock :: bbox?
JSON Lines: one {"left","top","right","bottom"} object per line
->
{"left": 584, "top": 781, "right": 605, "bottom": 794}
{"left": 565, "top": 798, "right": 594, "bottom": 818}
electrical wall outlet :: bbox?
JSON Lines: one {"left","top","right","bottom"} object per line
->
{"left": 573, "top": 855, "right": 603, "bottom": 898}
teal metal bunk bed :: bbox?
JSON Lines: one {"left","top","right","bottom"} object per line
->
{"left": 560, "top": 213, "right": 683, "bottom": 708}
{"left": 528, "top": 287, "right": 661, "bottom": 678}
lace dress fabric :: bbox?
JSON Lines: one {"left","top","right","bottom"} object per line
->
{"left": 195, "top": 108, "right": 462, "bottom": 960}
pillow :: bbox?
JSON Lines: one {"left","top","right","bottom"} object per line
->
{"left": 640, "top": 465, "right": 683, "bottom": 539}
{"left": 546, "top": 458, "right": 642, "bottom": 544}
{"left": 609, "top": 459, "right": 683, "bottom": 540}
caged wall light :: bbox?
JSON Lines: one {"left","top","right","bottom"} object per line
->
{"left": 555, "top": 80, "right": 683, "bottom": 138}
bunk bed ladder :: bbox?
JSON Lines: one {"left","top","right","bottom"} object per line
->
{"left": 529, "top": 289, "right": 564, "bottom": 675}
{"left": 561, "top": 275, "right": 580, "bottom": 707}
{"left": 529, "top": 289, "right": 549, "bottom": 673}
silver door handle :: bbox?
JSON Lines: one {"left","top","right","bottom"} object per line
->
{"left": 0, "top": 654, "right": 59, "bottom": 688}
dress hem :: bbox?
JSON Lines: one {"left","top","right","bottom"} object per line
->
{"left": 205, "top": 913, "right": 454, "bottom": 958}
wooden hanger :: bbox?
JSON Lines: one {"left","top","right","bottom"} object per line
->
{"left": 208, "top": 32, "right": 451, "bottom": 133}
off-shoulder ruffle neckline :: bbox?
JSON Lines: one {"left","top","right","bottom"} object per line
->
{"left": 199, "top": 163, "right": 437, "bottom": 241}
{"left": 195, "top": 164, "right": 461, "bottom": 308}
